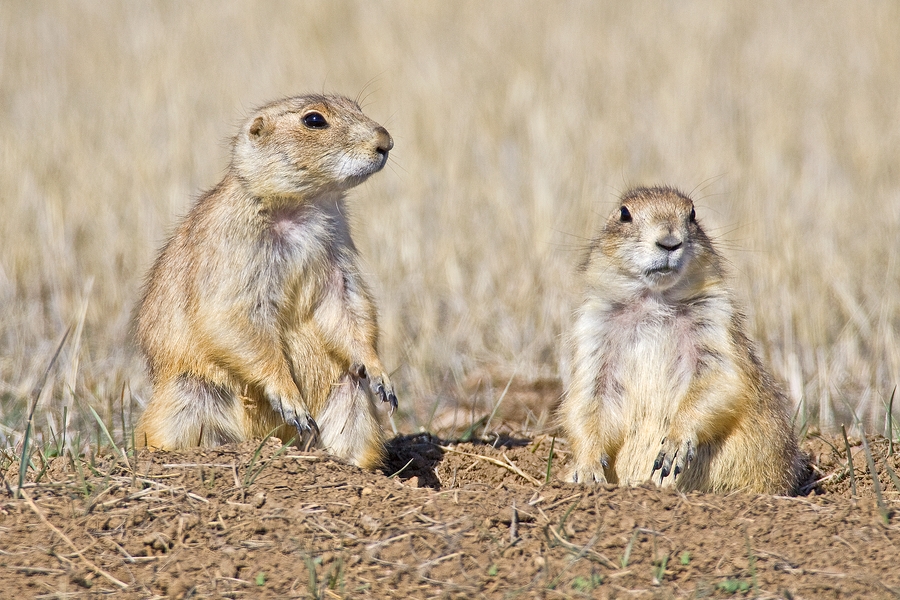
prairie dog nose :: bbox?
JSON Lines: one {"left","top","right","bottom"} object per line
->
{"left": 374, "top": 126, "right": 393, "bottom": 156}
{"left": 656, "top": 234, "right": 683, "bottom": 252}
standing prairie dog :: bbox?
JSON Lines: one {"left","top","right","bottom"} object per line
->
{"left": 135, "top": 94, "right": 397, "bottom": 469}
{"left": 560, "top": 186, "right": 802, "bottom": 494}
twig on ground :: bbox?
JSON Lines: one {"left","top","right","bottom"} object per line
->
{"left": 163, "top": 463, "right": 242, "bottom": 468}
{"left": 19, "top": 488, "right": 128, "bottom": 589}
{"left": 8, "top": 566, "right": 65, "bottom": 576}
{"left": 544, "top": 492, "right": 585, "bottom": 511}
{"left": 231, "top": 462, "right": 241, "bottom": 489}
{"left": 437, "top": 445, "right": 541, "bottom": 485}
{"left": 502, "top": 452, "right": 542, "bottom": 486}
{"left": 417, "top": 552, "right": 463, "bottom": 572}
{"left": 546, "top": 523, "right": 617, "bottom": 569}
{"left": 365, "top": 532, "right": 412, "bottom": 552}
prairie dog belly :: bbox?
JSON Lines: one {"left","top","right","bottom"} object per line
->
{"left": 608, "top": 309, "right": 693, "bottom": 484}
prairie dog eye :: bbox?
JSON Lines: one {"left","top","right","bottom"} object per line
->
{"left": 302, "top": 112, "right": 329, "bottom": 129}
{"left": 689, "top": 207, "right": 696, "bottom": 222}
{"left": 619, "top": 206, "right": 632, "bottom": 223}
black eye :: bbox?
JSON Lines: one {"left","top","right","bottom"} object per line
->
{"left": 689, "top": 207, "right": 696, "bottom": 222}
{"left": 619, "top": 206, "right": 632, "bottom": 223}
{"left": 302, "top": 112, "right": 328, "bottom": 129}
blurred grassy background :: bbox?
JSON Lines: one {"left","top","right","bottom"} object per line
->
{"left": 1, "top": 1, "right": 898, "bottom": 450}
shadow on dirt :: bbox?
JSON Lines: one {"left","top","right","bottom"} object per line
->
{"left": 382, "top": 432, "right": 531, "bottom": 489}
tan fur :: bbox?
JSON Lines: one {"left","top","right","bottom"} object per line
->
{"left": 135, "top": 94, "right": 397, "bottom": 470}
{"left": 559, "top": 186, "right": 802, "bottom": 494}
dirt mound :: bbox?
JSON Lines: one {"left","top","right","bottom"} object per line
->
{"left": 2, "top": 433, "right": 899, "bottom": 599}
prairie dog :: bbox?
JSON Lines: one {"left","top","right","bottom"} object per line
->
{"left": 559, "top": 186, "right": 801, "bottom": 494}
{"left": 135, "top": 94, "right": 397, "bottom": 469}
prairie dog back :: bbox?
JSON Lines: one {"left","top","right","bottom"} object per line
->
{"left": 560, "top": 186, "right": 801, "bottom": 494}
{"left": 135, "top": 94, "right": 397, "bottom": 469}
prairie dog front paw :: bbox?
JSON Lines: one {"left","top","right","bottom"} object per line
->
{"left": 652, "top": 436, "right": 697, "bottom": 484}
{"left": 265, "top": 391, "right": 319, "bottom": 450}
{"left": 567, "top": 455, "right": 610, "bottom": 484}
{"left": 350, "top": 362, "right": 398, "bottom": 411}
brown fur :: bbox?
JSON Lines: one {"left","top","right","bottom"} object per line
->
{"left": 559, "top": 186, "right": 802, "bottom": 494}
{"left": 135, "top": 94, "right": 396, "bottom": 469}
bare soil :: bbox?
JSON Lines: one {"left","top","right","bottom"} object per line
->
{"left": 2, "top": 432, "right": 899, "bottom": 599}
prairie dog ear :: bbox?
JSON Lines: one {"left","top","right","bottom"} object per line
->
{"left": 248, "top": 115, "right": 272, "bottom": 139}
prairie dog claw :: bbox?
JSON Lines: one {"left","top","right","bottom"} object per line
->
{"left": 290, "top": 414, "right": 320, "bottom": 451}
{"left": 373, "top": 381, "right": 398, "bottom": 412}
{"left": 268, "top": 392, "right": 318, "bottom": 451}
{"left": 350, "top": 363, "right": 398, "bottom": 414}
{"left": 651, "top": 437, "right": 696, "bottom": 484}
{"left": 569, "top": 455, "right": 609, "bottom": 484}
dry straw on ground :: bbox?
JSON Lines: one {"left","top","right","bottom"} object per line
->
{"left": 1, "top": 2, "right": 899, "bottom": 447}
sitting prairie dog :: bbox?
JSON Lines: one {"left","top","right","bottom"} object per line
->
{"left": 135, "top": 94, "right": 397, "bottom": 469}
{"left": 559, "top": 186, "right": 802, "bottom": 494}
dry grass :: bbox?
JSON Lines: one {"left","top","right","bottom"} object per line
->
{"left": 1, "top": 2, "right": 899, "bottom": 450}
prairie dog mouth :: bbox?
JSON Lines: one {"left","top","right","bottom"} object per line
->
{"left": 643, "top": 247, "right": 687, "bottom": 279}
{"left": 643, "top": 262, "right": 682, "bottom": 278}
{"left": 336, "top": 153, "right": 386, "bottom": 181}
{"left": 645, "top": 266, "right": 675, "bottom": 275}
{"left": 640, "top": 261, "right": 684, "bottom": 289}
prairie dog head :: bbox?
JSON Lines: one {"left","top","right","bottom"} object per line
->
{"left": 233, "top": 94, "right": 393, "bottom": 198}
{"left": 586, "top": 187, "right": 721, "bottom": 296}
